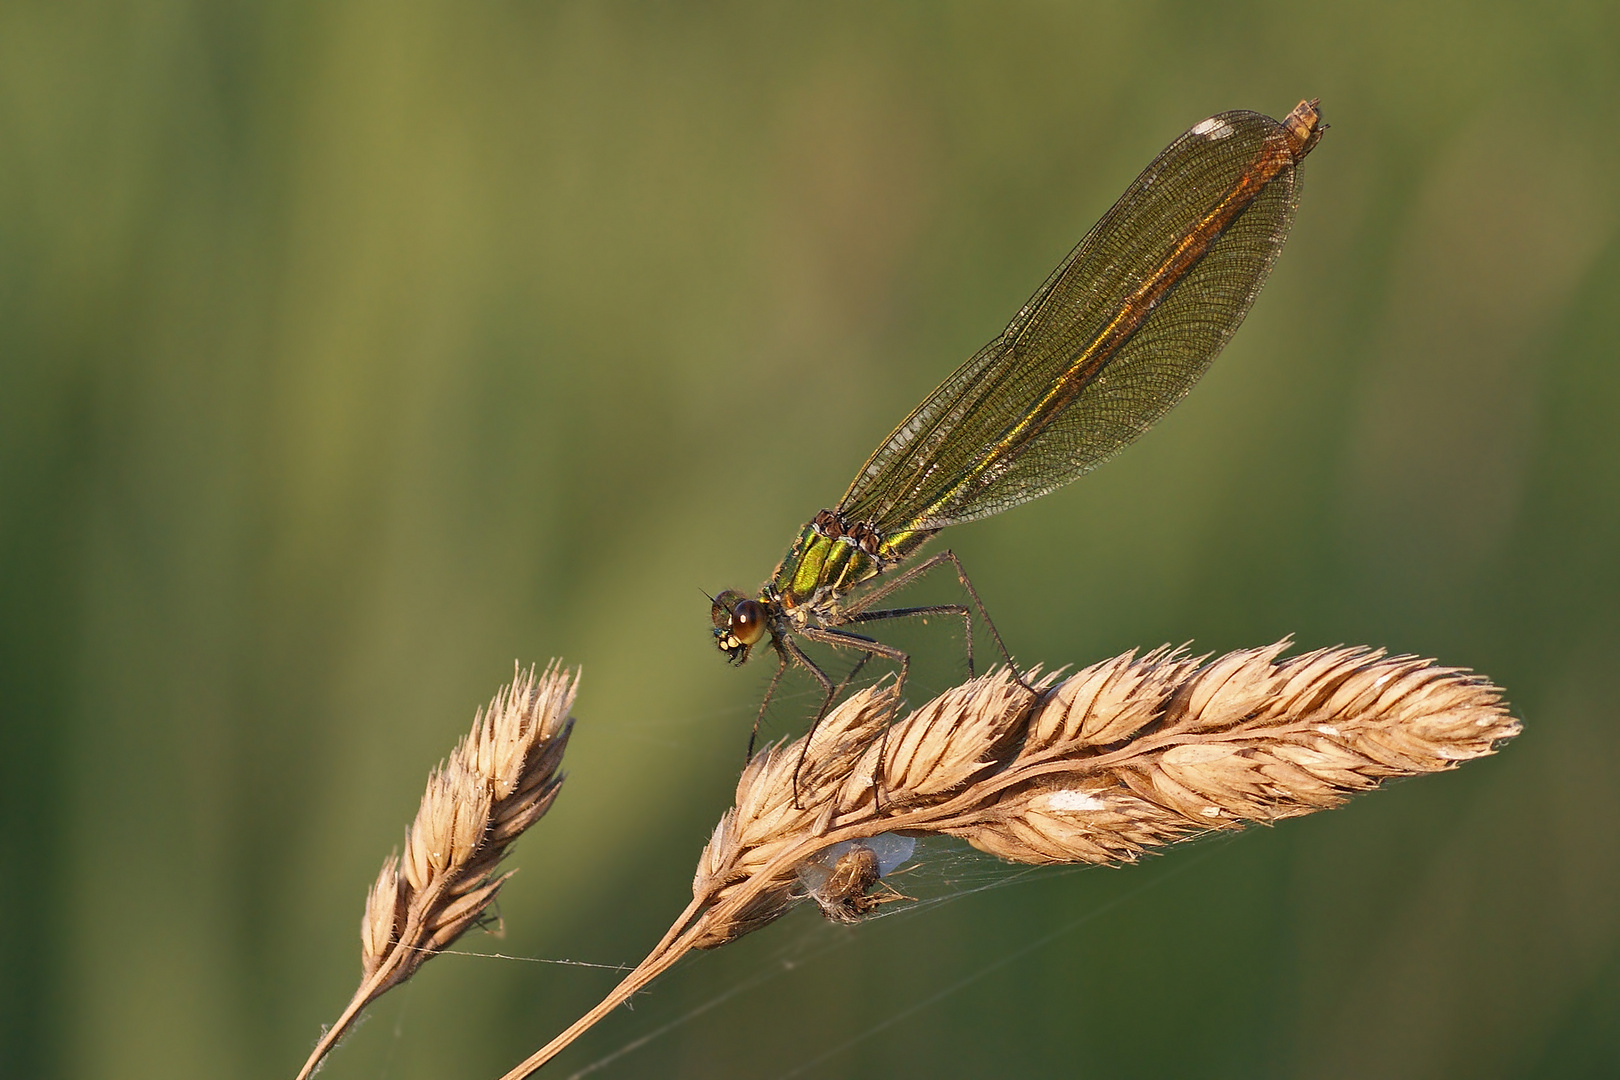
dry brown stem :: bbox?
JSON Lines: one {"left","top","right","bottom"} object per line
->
{"left": 296, "top": 662, "right": 578, "bottom": 1080}
{"left": 498, "top": 641, "right": 1517, "bottom": 1079}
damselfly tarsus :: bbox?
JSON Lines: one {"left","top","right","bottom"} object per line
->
{"left": 712, "top": 100, "right": 1327, "bottom": 798}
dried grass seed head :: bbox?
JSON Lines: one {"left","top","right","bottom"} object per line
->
{"left": 689, "top": 641, "right": 1518, "bottom": 937}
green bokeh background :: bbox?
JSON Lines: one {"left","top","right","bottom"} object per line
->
{"left": 4, "top": 3, "right": 1618, "bottom": 1078}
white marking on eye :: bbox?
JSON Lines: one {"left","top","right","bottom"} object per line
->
{"left": 1043, "top": 789, "right": 1107, "bottom": 812}
{"left": 1191, "top": 117, "right": 1233, "bottom": 140}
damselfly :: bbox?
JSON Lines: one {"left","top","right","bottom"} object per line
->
{"left": 712, "top": 100, "right": 1326, "bottom": 790}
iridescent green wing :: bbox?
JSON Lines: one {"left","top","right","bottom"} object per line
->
{"left": 839, "top": 109, "right": 1315, "bottom": 534}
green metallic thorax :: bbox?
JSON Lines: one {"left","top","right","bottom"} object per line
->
{"left": 768, "top": 518, "right": 936, "bottom": 620}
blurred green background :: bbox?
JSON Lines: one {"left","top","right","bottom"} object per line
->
{"left": 4, "top": 2, "right": 1618, "bottom": 1078}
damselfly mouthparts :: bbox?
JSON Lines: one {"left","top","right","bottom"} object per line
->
{"left": 712, "top": 100, "right": 1327, "bottom": 799}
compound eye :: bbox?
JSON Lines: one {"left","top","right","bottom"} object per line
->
{"left": 711, "top": 589, "right": 745, "bottom": 630}
{"left": 731, "top": 599, "right": 767, "bottom": 646}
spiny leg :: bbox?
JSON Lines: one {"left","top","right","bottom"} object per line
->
{"left": 771, "top": 609, "right": 949, "bottom": 796}
{"left": 830, "top": 650, "right": 875, "bottom": 702}
{"left": 845, "top": 602, "right": 973, "bottom": 677}
{"left": 796, "top": 625, "right": 910, "bottom": 811}
{"left": 842, "top": 549, "right": 1031, "bottom": 695}
{"left": 841, "top": 603, "right": 973, "bottom": 801}
{"left": 745, "top": 641, "right": 792, "bottom": 764}
{"left": 776, "top": 632, "right": 843, "bottom": 807}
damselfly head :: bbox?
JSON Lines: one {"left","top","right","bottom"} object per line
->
{"left": 712, "top": 590, "right": 767, "bottom": 664}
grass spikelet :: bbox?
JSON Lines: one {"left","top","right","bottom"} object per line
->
{"left": 497, "top": 641, "right": 1516, "bottom": 1079}
{"left": 296, "top": 662, "right": 578, "bottom": 1080}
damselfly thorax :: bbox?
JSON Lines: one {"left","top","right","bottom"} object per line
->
{"left": 712, "top": 100, "right": 1328, "bottom": 800}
